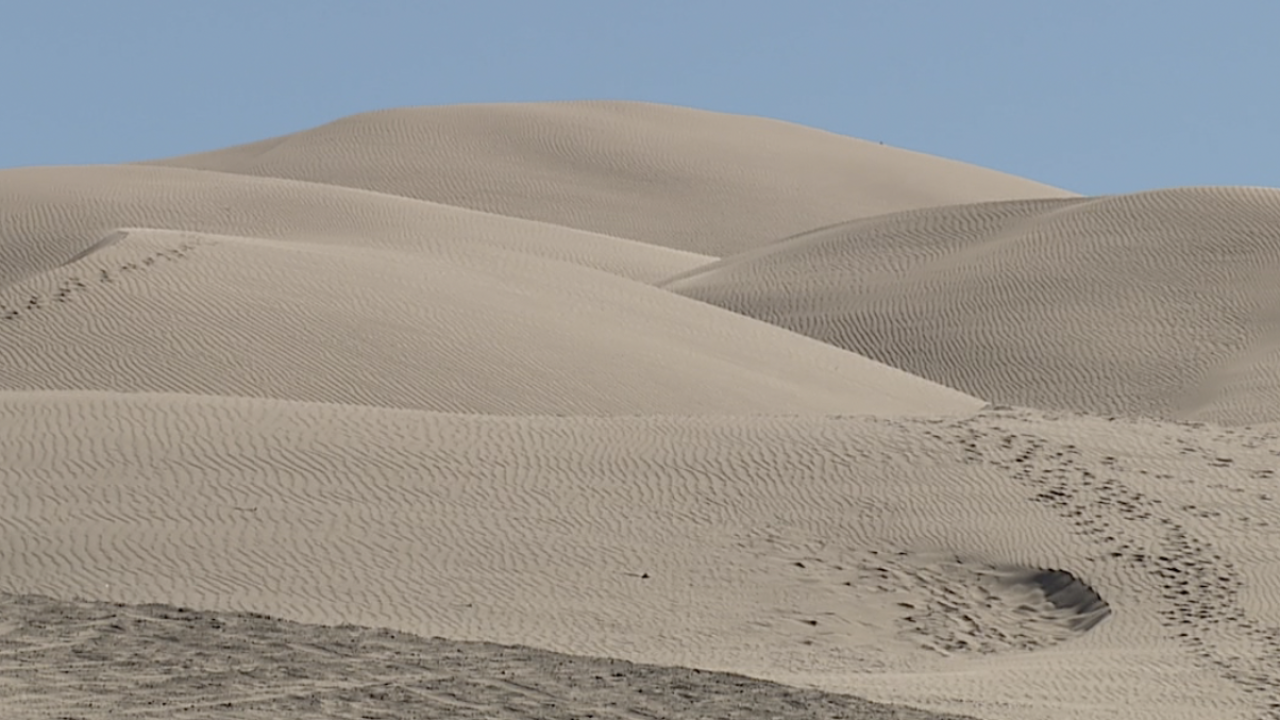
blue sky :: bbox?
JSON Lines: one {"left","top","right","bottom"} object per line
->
{"left": 2, "top": 1, "right": 1274, "bottom": 195}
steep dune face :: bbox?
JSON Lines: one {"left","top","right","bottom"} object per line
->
{"left": 142, "top": 101, "right": 1076, "bottom": 256}
{"left": 664, "top": 187, "right": 1280, "bottom": 424}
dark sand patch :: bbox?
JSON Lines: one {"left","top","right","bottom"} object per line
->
{"left": 0, "top": 593, "right": 976, "bottom": 719}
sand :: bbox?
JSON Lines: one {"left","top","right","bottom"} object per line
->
{"left": 140, "top": 101, "right": 1075, "bottom": 257}
{"left": 662, "top": 190, "right": 1280, "bottom": 424}
{"left": 0, "top": 594, "right": 973, "bottom": 720}
{"left": 2, "top": 101, "right": 1279, "bottom": 720}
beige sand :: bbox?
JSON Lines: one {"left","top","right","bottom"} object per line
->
{"left": 664, "top": 190, "right": 1280, "bottom": 425}
{"left": 2, "top": 102, "right": 1279, "bottom": 720}
{"left": 141, "top": 101, "right": 1076, "bottom": 257}
{"left": 2, "top": 394, "right": 1276, "bottom": 719}
{"left": 0, "top": 218, "right": 974, "bottom": 415}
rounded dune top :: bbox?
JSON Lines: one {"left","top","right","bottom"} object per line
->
{"left": 143, "top": 101, "right": 1076, "bottom": 257}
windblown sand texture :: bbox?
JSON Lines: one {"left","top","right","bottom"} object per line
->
{"left": 3, "top": 101, "right": 1280, "bottom": 720}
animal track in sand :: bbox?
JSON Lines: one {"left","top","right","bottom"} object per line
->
{"left": 749, "top": 541, "right": 1109, "bottom": 658}
{"left": 0, "top": 234, "right": 206, "bottom": 323}
{"left": 858, "top": 553, "right": 1108, "bottom": 656}
{"left": 952, "top": 408, "right": 1280, "bottom": 717}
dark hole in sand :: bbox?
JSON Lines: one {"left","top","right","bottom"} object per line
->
{"left": 1028, "top": 568, "right": 1111, "bottom": 631}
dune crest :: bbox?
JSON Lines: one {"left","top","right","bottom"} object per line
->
{"left": 142, "top": 101, "right": 1076, "bottom": 256}
{"left": 5, "top": 393, "right": 1280, "bottom": 719}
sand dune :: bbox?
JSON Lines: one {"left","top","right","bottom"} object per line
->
{"left": 3, "top": 392, "right": 1279, "bottom": 719}
{"left": 141, "top": 101, "right": 1076, "bottom": 256}
{"left": 665, "top": 187, "right": 1280, "bottom": 424}
{"left": 0, "top": 163, "right": 710, "bottom": 287}
{"left": 0, "top": 202, "right": 975, "bottom": 415}
{"left": 4, "top": 102, "right": 1280, "bottom": 720}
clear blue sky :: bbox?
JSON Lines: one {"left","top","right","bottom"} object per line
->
{"left": 3, "top": 1, "right": 1275, "bottom": 195}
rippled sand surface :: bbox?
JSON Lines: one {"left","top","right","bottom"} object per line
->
{"left": 5, "top": 101, "right": 1280, "bottom": 720}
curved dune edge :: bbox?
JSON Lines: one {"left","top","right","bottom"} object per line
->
{"left": 664, "top": 187, "right": 1280, "bottom": 424}
{"left": 58, "top": 229, "right": 129, "bottom": 268}
{"left": 0, "top": 593, "right": 976, "bottom": 720}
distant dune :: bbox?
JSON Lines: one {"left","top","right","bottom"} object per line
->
{"left": 142, "top": 101, "right": 1076, "bottom": 256}
{"left": 4, "top": 102, "right": 1280, "bottom": 720}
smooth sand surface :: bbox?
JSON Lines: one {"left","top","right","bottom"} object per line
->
{"left": 142, "top": 101, "right": 1076, "bottom": 257}
{"left": 3, "top": 102, "right": 1280, "bottom": 720}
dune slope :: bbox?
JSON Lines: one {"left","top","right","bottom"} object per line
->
{"left": 142, "top": 101, "right": 1076, "bottom": 256}
{"left": 0, "top": 164, "right": 710, "bottom": 287}
{"left": 0, "top": 165, "right": 977, "bottom": 415}
{"left": 4, "top": 393, "right": 1279, "bottom": 720}
{"left": 664, "top": 187, "right": 1280, "bottom": 424}
{"left": 0, "top": 593, "right": 980, "bottom": 720}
